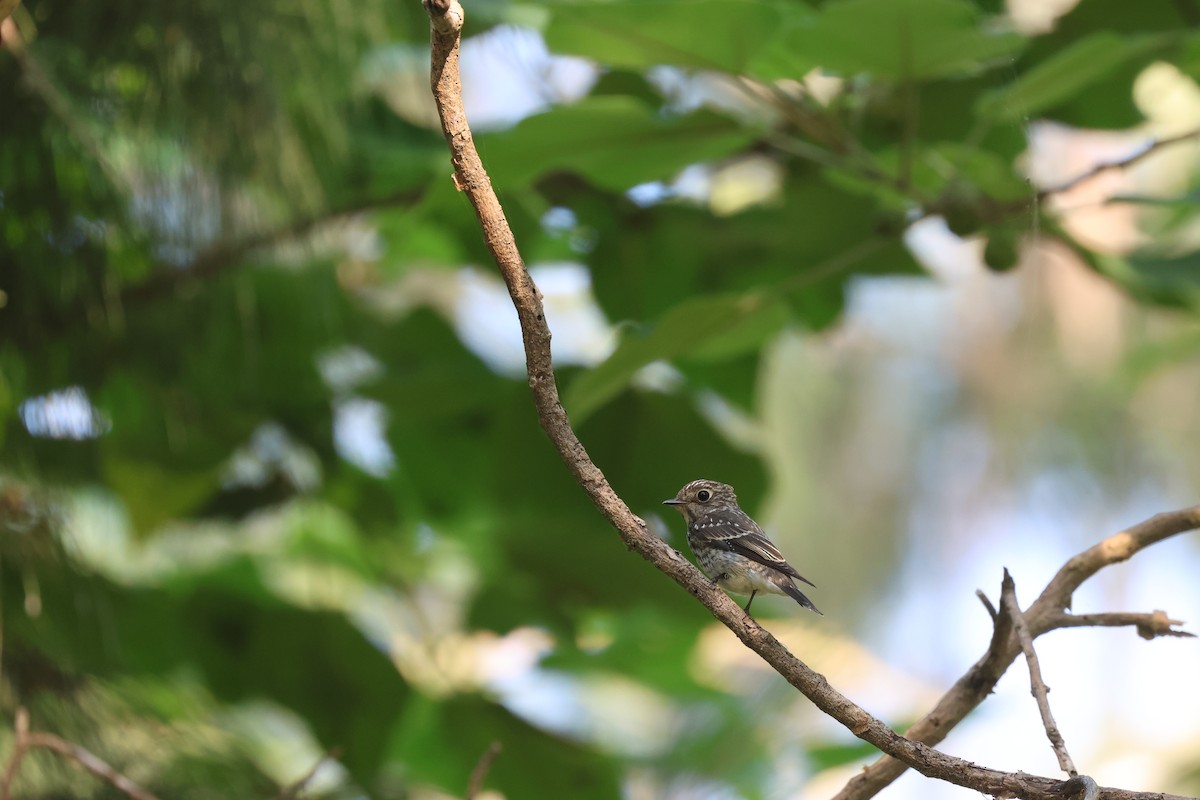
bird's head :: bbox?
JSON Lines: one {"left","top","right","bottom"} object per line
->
{"left": 663, "top": 479, "right": 738, "bottom": 522}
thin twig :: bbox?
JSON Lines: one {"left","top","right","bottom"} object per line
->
{"left": 1039, "top": 128, "right": 1200, "bottom": 199}
{"left": 1001, "top": 569, "right": 1078, "bottom": 777}
{"left": 976, "top": 589, "right": 998, "bottom": 623}
{"left": 465, "top": 741, "right": 502, "bottom": 800}
{"left": 1047, "top": 610, "right": 1195, "bottom": 640}
{"left": 1, "top": 708, "right": 161, "bottom": 800}
{"left": 956, "top": 126, "right": 1200, "bottom": 232}
{"left": 276, "top": 746, "right": 341, "bottom": 800}
{"left": 22, "top": 733, "right": 162, "bottom": 800}
{"left": 0, "top": 709, "right": 31, "bottom": 800}
{"left": 421, "top": 4, "right": 1200, "bottom": 799}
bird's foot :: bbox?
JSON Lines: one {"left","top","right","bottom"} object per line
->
{"left": 743, "top": 591, "right": 757, "bottom": 614}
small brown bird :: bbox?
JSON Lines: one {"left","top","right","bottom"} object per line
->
{"left": 664, "top": 479, "right": 821, "bottom": 615}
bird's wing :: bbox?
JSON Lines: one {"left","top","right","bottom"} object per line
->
{"left": 692, "top": 515, "right": 816, "bottom": 588}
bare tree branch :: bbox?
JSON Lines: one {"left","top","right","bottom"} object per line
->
{"left": 837, "top": 506, "right": 1200, "bottom": 800}
{"left": 1002, "top": 570, "right": 1079, "bottom": 777}
{"left": 421, "top": 3, "right": 1200, "bottom": 799}
{"left": 1, "top": 708, "right": 161, "bottom": 800}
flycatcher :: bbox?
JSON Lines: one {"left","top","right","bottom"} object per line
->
{"left": 664, "top": 479, "right": 821, "bottom": 615}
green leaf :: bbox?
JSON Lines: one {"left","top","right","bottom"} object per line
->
{"left": 1175, "top": 29, "right": 1200, "bottom": 84}
{"left": 788, "top": 0, "right": 1025, "bottom": 80}
{"left": 585, "top": 173, "right": 915, "bottom": 326}
{"left": 564, "top": 292, "right": 781, "bottom": 423}
{"left": 1057, "top": 228, "right": 1200, "bottom": 309}
{"left": 5, "top": 557, "right": 409, "bottom": 785}
{"left": 280, "top": 500, "right": 383, "bottom": 579}
{"left": 374, "top": 203, "right": 470, "bottom": 269}
{"left": 479, "top": 97, "right": 760, "bottom": 191}
{"left": 387, "top": 695, "right": 622, "bottom": 798}
{"left": 931, "top": 143, "right": 1031, "bottom": 203}
{"left": 1045, "top": 0, "right": 1188, "bottom": 40}
{"left": 689, "top": 297, "right": 790, "bottom": 360}
{"left": 102, "top": 456, "right": 219, "bottom": 535}
{"left": 1109, "top": 190, "right": 1200, "bottom": 208}
{"left": 178, "top": 578, "right": 409, "bottom": 783}
{"left": 544, "top": 0, "right": 808, "bottom": 75}
{"left": 543, "top": 607, "right": 717, "bottom": 697}
{"left": 977, "top": 32, "right": 1170, "bottom": 122}
{"left": 1120, "top": 328, "right": 1200, "bottom": 388}
{"left": 1118, "top": 252, "right": 1200, "bottom": 307}
{"left": 825, "top": 142, "right": 1031, "bottom": 212}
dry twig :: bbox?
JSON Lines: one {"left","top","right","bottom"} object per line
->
{"left": 1040, "top": 128, "right": 1200, "bottom": 199}
{"left": 1001, "top": 570, "right": 1078, "bottom": 777}
{"left": 1, "top": 708, "right": 161, "bottom": 800}
{"left": 1047, "top": 610, "right": 1195, "bottom": 640}
{"left": 466, "top": 741, "right": 502, "bottom": 800}
{"left": 976, "top": 589, "right": 999, "bottom": 622}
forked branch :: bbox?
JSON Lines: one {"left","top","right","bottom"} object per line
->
{"left": 836, "top": 507, "right": 1200, "bottom": 800}
{"left": 1, "top": 709, "right": 161, "bottom": 800}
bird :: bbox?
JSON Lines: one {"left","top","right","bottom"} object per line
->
{"left": 664, "top": 479, "right": 821, "bottom": 615}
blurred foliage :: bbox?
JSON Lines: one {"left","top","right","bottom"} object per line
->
{"left": 2, "top": 0, "right": 1200, "bottom": 797}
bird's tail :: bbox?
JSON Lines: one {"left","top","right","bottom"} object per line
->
{"left": 781, "top": 580, "right": 822, "bottom": 615}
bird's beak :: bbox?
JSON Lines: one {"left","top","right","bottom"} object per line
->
{"left": 662, "top": 499, "right": 682, "bottom": 505}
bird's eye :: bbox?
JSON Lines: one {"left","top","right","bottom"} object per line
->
{"left": 697, "top": 489, "right": 711, "bottom": 502}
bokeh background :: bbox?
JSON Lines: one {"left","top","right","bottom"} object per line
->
{"left": 2, "top": 0, "right": 1200, "bottom": 798}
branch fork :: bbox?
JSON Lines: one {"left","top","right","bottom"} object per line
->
{"left": 1, "top": 708, "right": 161, "bottom": 800}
